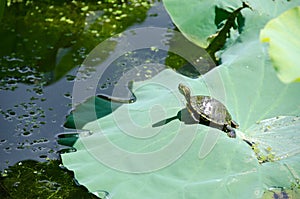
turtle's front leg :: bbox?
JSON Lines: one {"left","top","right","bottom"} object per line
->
{"left": 224, "top": 124, "right": 236, "bottom": 138}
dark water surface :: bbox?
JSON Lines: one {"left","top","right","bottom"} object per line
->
{"left": 0, "top": 0, "right": 175, "bottom": 171}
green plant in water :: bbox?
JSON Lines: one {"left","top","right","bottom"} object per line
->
{"left": 251, "top": 143, "right": 276, "bottom": 164}
{"left": 0, "top": 160, "right": 99, "bottom": 199}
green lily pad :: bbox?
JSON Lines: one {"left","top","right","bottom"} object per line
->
{"left": 61, "top": 62, "right": 300, "bottom": 198}
{"left": 260, "top": 6, "right": 300, "bottom": 83}
{"left": 60, "top": 1, "right": 300, "bottom": 198}
{"left": 245, "top": 116, "right": 300, "bottom": 161}
{"left": 163, "top": 0, "right": 300, "bottom": 49}
{"left": 162, "top": 0, "right": 251, "bottom": 48}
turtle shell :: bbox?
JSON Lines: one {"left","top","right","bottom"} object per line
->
{"left": 188, "top": 95, "right": 232, "bottom": 125}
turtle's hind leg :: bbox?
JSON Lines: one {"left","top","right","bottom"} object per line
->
{"left": 224, "top": 124, "right": 236, "bottom": 138}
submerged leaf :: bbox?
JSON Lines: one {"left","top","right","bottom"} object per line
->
{"left": 64, "top": 97, "right": 122, "bottom": 129}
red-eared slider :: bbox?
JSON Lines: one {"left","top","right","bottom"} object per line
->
{"left": 178, "top": 83, "right": 238, "bottom": 138}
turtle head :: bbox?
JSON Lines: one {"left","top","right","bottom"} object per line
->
{"left": 178, "top": 83, "right": 191, "bottom": 101}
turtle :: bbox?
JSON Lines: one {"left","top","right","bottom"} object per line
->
{"left": 178, "top": 83, "right": 239, "bottom": 138}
